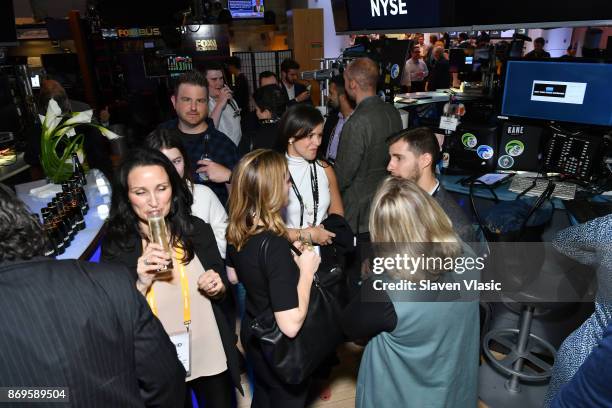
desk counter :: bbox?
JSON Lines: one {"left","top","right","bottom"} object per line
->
{"left": 15, "top": 171, "right": 111, "bottom": 260}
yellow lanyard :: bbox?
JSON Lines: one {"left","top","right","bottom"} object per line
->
{"left": 146, "top": 246, "right": 191, "bottom": 329}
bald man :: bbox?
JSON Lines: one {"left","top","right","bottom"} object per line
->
{"left": 335, "top": 58, "right": 402, "bottom": 235}
{"left": 334, "top": 58, "right": 402, "bottom": 293}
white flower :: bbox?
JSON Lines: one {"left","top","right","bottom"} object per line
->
{"left": 96, "top": 126, "right": 120, "bottom": 140}
{"left": 43, "top": 99, "right": 63, "bottom": 133}
{"left": 54, "top": 126, "right": 74, "bottom": 137}
{"left": 64, "top": 110, "right": 93, "bottom": 126}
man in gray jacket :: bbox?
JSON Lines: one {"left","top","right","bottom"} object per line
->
{"left": 335, "top": 57, "right": 403, "bottom": 235}
{"left": 335, "top": 58, "right": 403, "bottom": 295}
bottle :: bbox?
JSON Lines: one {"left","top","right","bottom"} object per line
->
{"left": 49, "top": 201, "right": 71, "bottom": 244}
{"left": 71, "top": 152, "right": 86, "bottom": 185}
{"left": 198, "top": 134, "right": 211, "bottom": 182}
{"left": 39, "top": 211, "right": 59, "bottom": 256}
{"left": 43, "top": 207, "right": 65, "bottom": 254}
{"left": 71, "top": 180, "right": 88, "bottom": 215}
{"left": 147, "top": 210, "right": 173, "bottom": 278}
{"left": 59, "top": 194, "right": 77, "bottom": 239}
{"left": 68, "top": 191, "right": 86, "bottom": 231}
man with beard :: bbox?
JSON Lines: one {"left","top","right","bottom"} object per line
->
{"left": 280, "top": 58, "right": 312, "bottom": 106}
{"left": 386, "top": 127, "right": 476, "bottom": 243}
{"left": 204, "top": 62, "right": 243, "bottom": 147}
{"left": 159, "top": 70, "right": 239, "bottom": 205}
{"left": 321, "top": 75, "right": 355, "bottom": 164}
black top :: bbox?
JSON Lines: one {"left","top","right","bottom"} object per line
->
{"left": 341, "top": 277, "right": 397, "bottom": 340}
{"left": 228, "top": 232, "right": 299, "bottom": 318}
{"left": 0, "top": 257, "right": 185, "bottom": 407}
{"left": 427, "top": 58, "right": 451, "bottom": 91}
{"left": 238, "top": 121, "right": 281, "bottom": 156}
{"left": 434, "top": 185, "right": 477, "bottom": 244}
{"left": 232, "top": 73, "right": 250, "bottom": 115}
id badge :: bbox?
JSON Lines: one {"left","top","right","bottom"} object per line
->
{"left": 170, "top": 330, "right": 191, "bottom": 376}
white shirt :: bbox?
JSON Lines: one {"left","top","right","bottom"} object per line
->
{"left": 285, "top": 154, "right": 330, "bottom": 229}
{"left": 189, "top": 182, "right": 228, "bottom": 258}
{"left": 209, "top": 97, "right": 241, "bottom": 147}
{"left": 402, "top": 58, "right": 429, "bottom": 87}
{"left": 284, "top": 82, "right": 295, "bottom": 101}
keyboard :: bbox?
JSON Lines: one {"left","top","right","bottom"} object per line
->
{"left": 508, "top": 177, "right": 577, "bottom": 200}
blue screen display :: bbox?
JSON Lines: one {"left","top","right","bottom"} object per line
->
{"left": 501, "top": 60, "right": 612, "bottom": 126}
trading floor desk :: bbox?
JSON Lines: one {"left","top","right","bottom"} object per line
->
{"left": 439, "top": 173, "right": 612, "bottom": 235}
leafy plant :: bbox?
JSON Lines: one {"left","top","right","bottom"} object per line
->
{"left": 39, "top": 99, "right": 119, "bottom": 183}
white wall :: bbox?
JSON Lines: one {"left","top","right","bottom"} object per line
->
{"left": 307, "top": 0, "right": 351, "bottom": 59}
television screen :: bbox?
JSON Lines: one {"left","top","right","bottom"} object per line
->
{"left": 228, "top": 0, "right": 264, "bottom": 19}
{"left": 501, "top": 60, "right": 612, "bottom": 127}
{"left": 0, "top": 0, "right": 17, "bottom": 45}
{"left": 331, "top": 0, "right": 612, "bottom": 33}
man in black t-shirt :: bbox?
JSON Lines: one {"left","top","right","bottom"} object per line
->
{"left": 158, "top": 71, "right": 239, "bottom": 204}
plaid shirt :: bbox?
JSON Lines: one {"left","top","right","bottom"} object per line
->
{"left": 158, "top": 119, "right": 239, "bottom": 205}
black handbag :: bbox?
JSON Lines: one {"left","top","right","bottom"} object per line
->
{"left": 249, "top": 236, "right": 344, "bottom": 384}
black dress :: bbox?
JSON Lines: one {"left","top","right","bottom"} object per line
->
{"left": 228, "top": 231, "right": 310, "bottom": 408}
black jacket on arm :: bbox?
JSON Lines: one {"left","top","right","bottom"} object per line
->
{"left": 0, "top": 258, "right": 186, "bottom": 407}
{"left": 101, "top": 216, "right": 244, "bottom": 395}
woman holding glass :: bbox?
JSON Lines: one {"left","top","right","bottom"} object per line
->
{"left": 227, "top": 149, "right": 320, "bottom": 408}
{"left": 101, "top": 148, "right": 242, "bottom": 408}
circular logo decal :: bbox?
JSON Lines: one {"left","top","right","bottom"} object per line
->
{"left": 461, "top": 133, "right": 478, "bottom": 148}
{"left": 390, "top": 64, "right": 400, "bottom": 79}
{"left": 477, "top": 145, "right": 494, "bottom": 160}
{"left": 505, "top": 140, "right": 525, "bottom": 157}
{"left": 498, "top": 155, "right": 515, "bottom": 169}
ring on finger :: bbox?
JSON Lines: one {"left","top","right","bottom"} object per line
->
{"left": 143, "top": 258, "right": 150, "bottom": 266}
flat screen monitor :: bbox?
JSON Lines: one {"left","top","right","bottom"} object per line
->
{"left": 228, "top": 0, "right": 264, "bottom": 19}
{"left": 501, "top": 60, "right": 612, "bottom": 127}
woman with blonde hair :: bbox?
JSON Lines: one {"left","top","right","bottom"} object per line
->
{"left": 342, "top": 176, "right": 479, "bottom": 408}
{"left": 226, "top": 149, "right": 320, "bottom": 408}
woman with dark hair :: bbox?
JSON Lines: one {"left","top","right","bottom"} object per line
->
{"left": 277, "top": 104, "right": 343, "bottom": 247}
{"left": 238, "top": 84, "right": 288, "bottom": 156}
{"left": 145, "top": 128, "right": 228, "bottom": 258}
{"left": 227, "top": 149, "right": 320, "bottom": 408}
{"left": 101, "top": 148, "right": 242, "bottom": 408}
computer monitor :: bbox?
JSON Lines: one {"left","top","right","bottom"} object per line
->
{"left": 501, "top": 60, "right": 612, "bottom": 127}
{"left": 228, "top": 0, "right": 265, "bottom": 19}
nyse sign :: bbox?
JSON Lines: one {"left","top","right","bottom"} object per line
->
{"left": 195, "top": 39, "right": 218, "bottom": 52}
{"left": 370, "top": 0, "right": 408, "bottom": 17}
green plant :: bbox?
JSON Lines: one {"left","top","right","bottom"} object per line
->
{"left": 40, "top": 99, "right": 119, "bottom": 183}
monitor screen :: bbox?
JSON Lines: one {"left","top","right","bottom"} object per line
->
{"left": 501, "top": 60, "right": 612, "bottom": 127}
{"left": 228, "top": 0, "right": 264, "bottom": 19}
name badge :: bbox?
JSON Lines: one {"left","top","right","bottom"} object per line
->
{"left": 170, "top": 330, "right": 191, "bottom": 376}
{"left": 439, "top": 116, "right": 459, "bottom": 131}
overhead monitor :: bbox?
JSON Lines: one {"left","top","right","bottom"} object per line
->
{"left": 501, "top": 60, "right": 612, "bottom": 127}
{"left": 228, "top": 0, "right": 265, "bottom": 19}
{"left": 331, "top": 0, "right": 612, "bottom": 33}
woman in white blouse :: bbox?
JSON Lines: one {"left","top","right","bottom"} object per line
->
{"left": 145, "top": 128, "right": 228, "bottom": 258}
{"left": 277, "top": 104, "right": 344, "bottom": 247}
